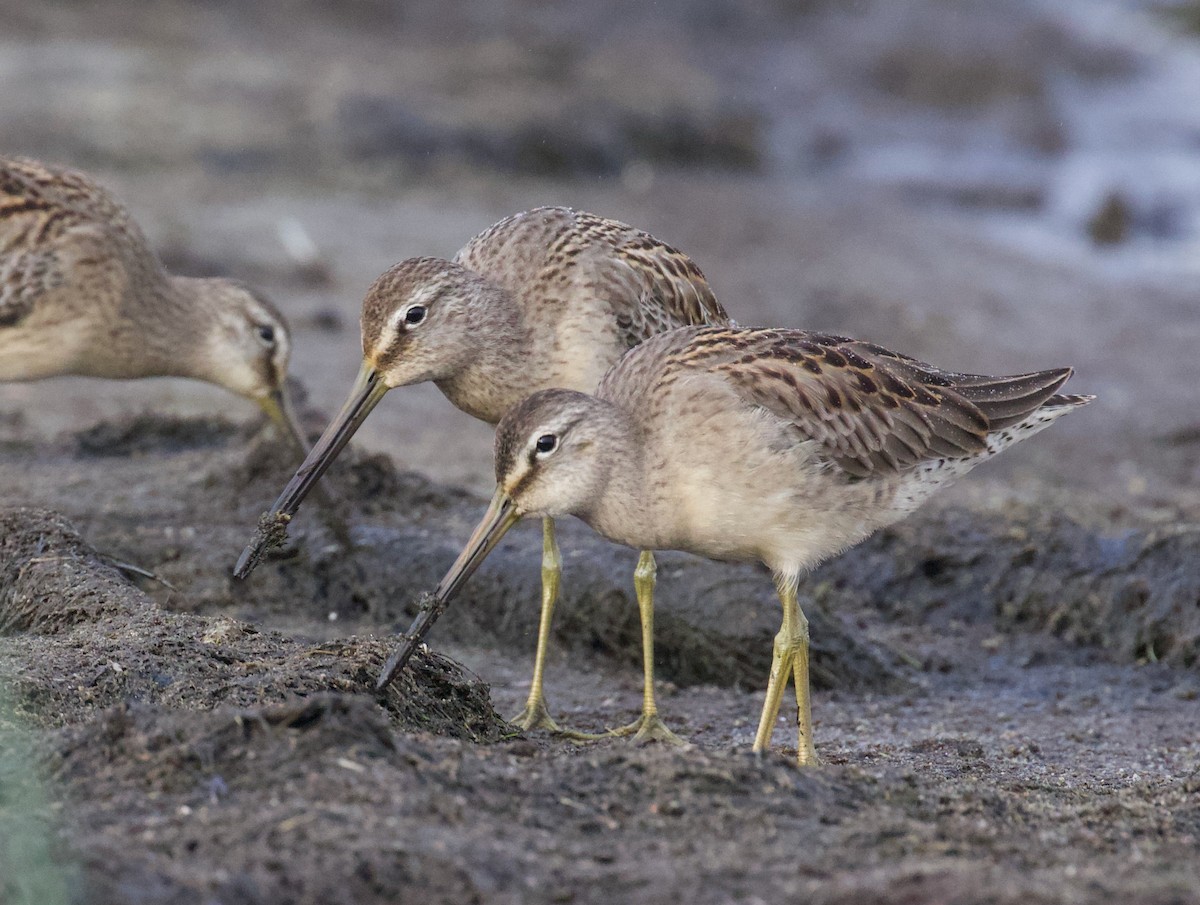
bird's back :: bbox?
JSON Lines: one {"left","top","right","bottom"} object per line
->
{"left": 602, "top": 325, "right": 1082, "bottom": 471}
{"left": 454, "top": 207, "right": 728, "bottom": 394}
{"left": 0, "top": 157, "right": 158, "bottom": 378}
{"left": 1, "top": 157, "right": 149, "bottom": 251}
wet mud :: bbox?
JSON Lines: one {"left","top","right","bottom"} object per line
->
{"left": 0, "top": 507, "right": 503, "bottom": 740}
{"left": 0, "top": 418, "right": 1197, "bottom": 904}
{"left": 3, "top": 0, "right": 1200, "bottom": 900}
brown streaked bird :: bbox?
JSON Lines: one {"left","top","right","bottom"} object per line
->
{"left": 381, "top": 325, "right": 1092, "bottom": 765}
{"left": 0, "top": 156, "right": 306, "bottom": 450}
{"left": 235, "top": 206, "right": 730, "bottom": 741}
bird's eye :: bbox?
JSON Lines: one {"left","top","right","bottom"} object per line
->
{"left": 404, "top": 305, "right": 427, "bottom": 326}
{"left": 256, "top": 324, "right": 276, "bottom": 346}
{"left": 535, "top": 434, "right": 558, "bottom": 454}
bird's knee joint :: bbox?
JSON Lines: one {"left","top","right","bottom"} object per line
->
{"left": 633, "top": 551, "right": 657, "bottom": 593}
{"left": 773, "top": 629, "right": 808, "bottom": 655}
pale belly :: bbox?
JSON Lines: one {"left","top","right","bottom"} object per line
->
{"left": 0, "top": 326, "right": 81, "bottom": 381}
{"left": 675, "top": 463, "right": 891, "bottom": 571}
{"left": 630, "top": 386, "right": 909, "bottom": 574}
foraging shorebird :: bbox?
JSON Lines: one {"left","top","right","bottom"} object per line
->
{"left": 0, "top": 156, "right": 306, "bottom": 449}
{"left": 382, "top": 325, "right": 1091, "bottom": 764}
{"left": 235, "top": 206, "right": 729, "bottom": 740}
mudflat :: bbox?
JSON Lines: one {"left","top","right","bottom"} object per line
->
{"left": 2, "top": 0, "right": 1199, "bottom": 901}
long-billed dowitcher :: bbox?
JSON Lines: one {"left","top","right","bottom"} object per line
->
{"left": 235, "top": 206, "right": 729, "bottom": 740}
{"left": 379, "top": 325, "right": 1092, "bottom": 764}
{"left": 0, "top": 156, "right": 306, "bottom": 449}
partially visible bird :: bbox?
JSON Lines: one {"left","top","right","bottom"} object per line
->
{"left": 0, "top": 156, "right": 306, "bottom": 450}
{"left": 386, "top": 325, "right": 1092, "bottom": 765}
{"left": 235, "top": 206, "right": 730, "bottom": 741}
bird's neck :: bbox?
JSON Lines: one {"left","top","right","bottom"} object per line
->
{"left": 117, "top": 274, "right": 221, "bottom": 381}
{"left": 66, "top": 264, "right": 192, "bottom": 380}
{"left": 576, "top": 417, "right": 660, "bottom": 550}
{"left": 434, "top": 282, "right": 538, "bottom": 424}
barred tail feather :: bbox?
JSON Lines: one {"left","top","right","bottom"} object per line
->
{"left": 891, "top": 392, "right": 1093, "bottom": 514}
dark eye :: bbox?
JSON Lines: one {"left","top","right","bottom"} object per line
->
{"left": 404, "top": 305, "right": 427, "bottom": 325}
{"left": 535, "top": 434, "right": 557, "bottom": 454}
{"left": 256, "top": 324, "right": 276, "bottom": 346}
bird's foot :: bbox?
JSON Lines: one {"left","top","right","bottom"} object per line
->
{"left": 508, "top": 698, "right": 562, "bottom": 734}
{"left": 752, "top": 744, "right": 821, "bottom": 767}
{"left": 795, "top": 744, "right": 822, "bottom": 768}
{"left": 605, "top": 711, "right": 686, "bottom": 746}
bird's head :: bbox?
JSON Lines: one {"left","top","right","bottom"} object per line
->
{"left": 434, "top": 388, "right": 630, "bottom": 603}
{"left": 360, "top": 257, "right": 500, "bottom": 390}
{"left": 245, "top": 258, "right": 507, "bottom": 525}
{"left": 188, "top": 277, "right": 306, "bottom": 453}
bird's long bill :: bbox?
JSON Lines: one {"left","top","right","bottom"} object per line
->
{"left": 266, "top": 361, "right": 387, "bottom": 520}
{"left": 435, "top": 487, "right": 522, "bottom": 604}
{"left": 375, "top": 487, "right": 521, "bottom": 690}
{"left": 233, "top": 362, "right": 386, "bottom": 579}
{"left": 258, "top": 384, "right": 310, "bottom": 459}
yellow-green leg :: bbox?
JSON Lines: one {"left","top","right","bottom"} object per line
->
{"left": 509, "top": 517, "right": 563, "bottom": 732}
{"left": 604, "top": 551, "right": 684, "bottom": 745}
{"left": 752, "top": 572, "right": 819, "bottom": 766}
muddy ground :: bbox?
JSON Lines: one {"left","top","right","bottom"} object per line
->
{"left": 1, "top": 417, "right": 1199, "bottom": 904}
{"left": 2, "top": 0, "right": 1200, "bottom": 902}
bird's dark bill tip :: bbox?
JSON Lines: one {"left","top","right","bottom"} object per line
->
{"left": 375, "top": 592, "right": 446, "bottom": 690}
{"left": 232, "top": 545, "right": 257, "bottom": 580}
{"left": 376, "top": 636, "right": 423, "bottom": 690}
{"left": 232, "top": 510, "right": 293, "bottom": 579}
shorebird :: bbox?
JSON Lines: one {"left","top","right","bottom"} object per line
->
{"left": 0, "top": 156, "right": 306, "bottom": 449}
{"left": 235, "top": 206, "right": 729, "bottom": 740}
{"left": 381, "top": 325, "right": 1092, "bottom": 764}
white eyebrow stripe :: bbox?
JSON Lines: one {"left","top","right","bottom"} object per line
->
{"left": 368, "top": 282, "right": 443, "bottom": 358}
{"left": 372, "top": 320, "right": 397, "bottom": 357}
{"left": 387, "top": 285, "right": 440, "bottom": 334}
{"left": 244, "top": 300, "right": 276, "bottom": 328}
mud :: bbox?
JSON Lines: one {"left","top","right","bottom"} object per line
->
{"left": 3, "top": 0, "right": 1200, "bottom": 901}
{"left": 1, "top": 420, "right": 1199, "bottom": 904}
{"left": 0, "top": 508, "right": 503, "bottom": 740}
{"left": 815, "top": 502, "right": 1200, "bottom": 670}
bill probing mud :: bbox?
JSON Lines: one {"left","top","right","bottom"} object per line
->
{"left": 377, "top": 591, "right": 444, "bottom": 690}
{"left": 234, "top": 508, "right": 294, "bottom": 577}
{"left": 234, "top": 362, "right": 388, "bottom": 580}
{"left": 378, "top": 486, "right": 522, "bottom": 689}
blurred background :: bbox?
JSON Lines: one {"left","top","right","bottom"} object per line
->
{"left": 1, "top": 0, "right": 1196, "bottom": 504}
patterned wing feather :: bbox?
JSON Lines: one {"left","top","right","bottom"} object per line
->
{"left": 0, "top": 249, "right": 65, "bottom": 327}
{"left": 0, "top": 158, "right": 144, "bottom": 328}
{"left": 660, "top": 327, "right": 1071, "bottom": 478}
{"left": 0, "top": 157, "right": 145, "bottom": 244}
{"left": 568, "top": 210, "right": 729, "bottom": 341}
